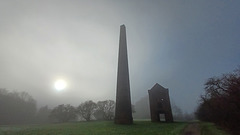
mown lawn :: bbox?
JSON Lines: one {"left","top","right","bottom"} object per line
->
{"left": 0, "top": 121, "right": 187, "bottom": 135}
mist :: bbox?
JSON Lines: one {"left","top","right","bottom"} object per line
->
{"left": 0, "top": 0, "right": 240, "bottom": 114}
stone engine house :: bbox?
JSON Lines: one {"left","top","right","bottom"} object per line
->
{"left": 148, "top": 83, "right": 173, "bottom": 122}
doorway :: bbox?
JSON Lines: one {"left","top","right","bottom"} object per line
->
{"left": 159, "top": 114, "right": 166, "bottom": 121}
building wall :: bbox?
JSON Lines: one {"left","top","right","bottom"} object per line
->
{"left": 148, "top": 83, "right": 173, "bottom": 122}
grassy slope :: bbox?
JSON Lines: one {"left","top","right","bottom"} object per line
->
{"left": 0, "top": 121, "right": 187, "bottom": 135}
{"left": 200, "top": 122, "right": 230, "bottom": 135}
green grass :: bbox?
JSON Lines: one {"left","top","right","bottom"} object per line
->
{"left": 200, "top": 122, "right": 230, "bottom": 135}
{"left": 0, "top": 121, "right": 187, "bottom": 135}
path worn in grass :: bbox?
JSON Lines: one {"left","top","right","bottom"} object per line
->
{"left": 181, "top": 122, "right": 231, "bottom": 135}
{"left": 181, "top": 122, "right": 201, "bottom": 135}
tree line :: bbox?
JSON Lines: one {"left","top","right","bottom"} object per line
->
{"left": 0, "top": 89, "right": 37, "bottom": 124}
{"left": 49, "top": 100, "right": 115, "bottom": 122}
{"left": 0, "top": 88, "right": 115, "bottom": 124}
{"left": 195, "top": 67, "right": 240, "bottom": 135}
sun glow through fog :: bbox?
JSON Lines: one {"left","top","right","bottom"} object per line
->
{"left": 54, "top": 79, "right": 67, "bottom": 91}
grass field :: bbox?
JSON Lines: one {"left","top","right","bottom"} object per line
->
{"left": 0, "top": 121, "right": 187, "bottom": 135}
{"left": 200, "top": 122, "right": 230, "bottom": 135}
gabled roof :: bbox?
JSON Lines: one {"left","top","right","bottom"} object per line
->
{"left": 149, "top": 83, "right": 168, "bottom": 92}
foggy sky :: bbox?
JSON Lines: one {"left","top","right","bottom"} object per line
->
{"left": 0, "top": 0, "right": 239, "bottom": 113}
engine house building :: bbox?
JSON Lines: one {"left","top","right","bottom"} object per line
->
{"left": 148, "top": 83, "right": 173, "bottom": 122}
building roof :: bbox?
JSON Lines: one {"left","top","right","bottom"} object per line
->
{"left": 149, "top": 83, "right": 168, "bottom": 92}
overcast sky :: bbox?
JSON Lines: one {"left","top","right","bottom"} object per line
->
{"left": 0, "top": 0, "right": 239, "bottom": 113}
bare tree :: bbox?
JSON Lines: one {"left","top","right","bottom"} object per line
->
{"left": 0, "top": 89, "right": 36, "bottom": 124}
{"left": 95, "top": 100, "right": 115, "bottom": 120}
{"left": 171, "top": 103, "right": 183, "bottom": 121}
{"left": 49, "top": 104, "right": 76, "bottom": 122}
{"left": 133, "top": 96, "right": 150, "bottom": 119}
{"left": 196, "top": 67, "right": 240, "bottom": 134}
{"left": 35, "top": 105, "right": 51, "bottom": 123}
{"left": 77, "top": 100, "right": 97, "bottom": 121}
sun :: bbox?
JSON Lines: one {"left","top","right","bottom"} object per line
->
{"left": 54, "top": 79, "right": 67, "bottom": 91}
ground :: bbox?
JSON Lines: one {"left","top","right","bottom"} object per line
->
{"left": 0, "top": 121, "right": 186, "bottom": 135}
{"left": 181, "top": 122, "right": 201, "bottom": 135}
{"left": 0, "top": 121, "right": 230, "bottom": 135}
